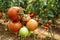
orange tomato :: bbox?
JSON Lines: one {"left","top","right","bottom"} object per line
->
{"left": 26, "top": 19, "right": 38, "bottom": 31}
{"left": 8, "top": 22, "right": 22, "bottom": 33}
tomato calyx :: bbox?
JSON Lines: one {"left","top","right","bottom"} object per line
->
{"left": 22, "top": 14, "right": 31, "bottom": 22}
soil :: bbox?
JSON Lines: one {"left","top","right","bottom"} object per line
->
{"left": 0, "top": 24, "right": 60, "bottom": 40}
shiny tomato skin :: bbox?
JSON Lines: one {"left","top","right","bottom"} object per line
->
{"left": 8, "top": 7, "right": 23, "bottom": 21}
{"left": 8, "top": 22, "right": 22, "bottom": 33}
{"left": 18, "top": 26, "right": 30, "bottom": 37}
{"left": 26, "top": 19, "right": 38, "bottom": 31}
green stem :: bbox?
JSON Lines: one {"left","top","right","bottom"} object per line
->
{"left": 49, "top": 28, "right": 54, "bottom": 39}
{"left": 33, "top": 34, "right": 37, "bottom": 40}
{"left": 21, "top": 36, "right": 22, "bottom": 40}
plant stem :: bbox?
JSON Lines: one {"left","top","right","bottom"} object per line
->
{"left": 33, "top": 34, "right": 37, "bottom": 40}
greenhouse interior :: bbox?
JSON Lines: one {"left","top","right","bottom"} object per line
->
{"left": 0, "top": 0, "right": 60, "bottom": 40}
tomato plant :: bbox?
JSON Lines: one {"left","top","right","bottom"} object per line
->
{"left": 0, "top": 0, "right": 60, "bottom": 39}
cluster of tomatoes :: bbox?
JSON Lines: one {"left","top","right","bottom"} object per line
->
{"left": 43, "top": 20, "right": 56, "bottom": 31}
{"left": 7, "top": 7, "right": 38, "bottom": 37}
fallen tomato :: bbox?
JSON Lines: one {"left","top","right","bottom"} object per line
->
{"left": 18, "top": 26, "right": 31, "bottom": 37}
{"left": 8, "top": 22, "right": 22, "bottom": 33}
{"left": 26, "top": 19, "right": 38, "bottom": 31}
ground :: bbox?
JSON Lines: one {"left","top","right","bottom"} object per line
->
{"left": 0, "top": 19, "right": 60, "bottom": 40}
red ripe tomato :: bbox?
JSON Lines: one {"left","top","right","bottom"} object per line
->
{"left": 0, "top": 12, "right": 3, "bottom": 19}
{"left": 51, "top": 24, "right": 56, "bottom": 28}
{"left": 8, "top": 22, "right": 22, "bottom": 33}
{"left": 28, "top": 12, "right": 35, "bottom": 18}
{"left": 43, "top": 22, "right": 49, "bottom": 27}
{"left": 44, "top": 27, "right": 48, "bottom": 31}
{"left": 8, "top": 7, "right": 23, "bottom": 21}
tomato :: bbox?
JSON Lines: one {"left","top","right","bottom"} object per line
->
{"left": 28, "top": 12, "right": 35, "bottom": 18}
{"left": 30, "top": 12, "right": 35, "bottom": 17}
{"left": 48, "top": 20, "right": 52, "bottom": 25}
{"left": 43, "top": 22, "right": 49, "bottom": 27}
{"left": 22, "top": 14, "right": 31, "bottom": 25}
{"left": 22, "top": 14, "right": 31, "bottom": 22}
{"left": 18, "top": 26, "right": 31, "bottom": 37}
{"left": 4, "top": 19, "right": 8, "bottom": 23}
{"left": 0, "top": 12, "right": 3, "bottom": 19}
{"left": 51, "top": 24, "right": 56, "bottom": 28}
{"left": 44, "top": 27, "right": 48, "bottom": 31}
{"left": 55, "top": 15, "right": 58, "bottom": 19}
{"left": 26, "top": 19, "right": 38, "bottom": 31}
{"left": 8, "top": 22, "right": 22, "bottom": 33}
{"left": 8, "top": 7, "right": 23, "bottom": 21}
